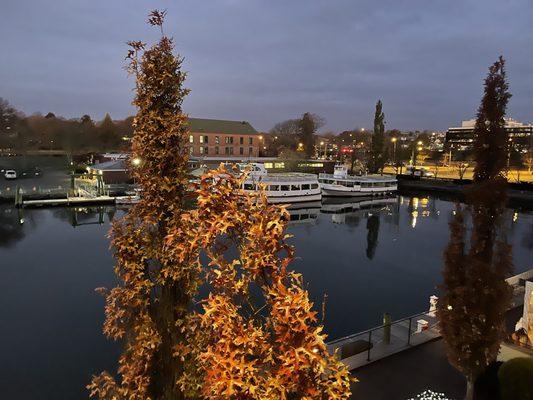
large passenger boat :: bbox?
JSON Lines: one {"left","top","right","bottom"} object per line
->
{"left": 239, "top": 163, "right": 322, "bottom": 204}
{"left": 319, "top": 165, "right": 397, "bottom": 197}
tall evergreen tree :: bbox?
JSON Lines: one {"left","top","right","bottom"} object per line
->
{"left": 438, "top": 56, "right": 513, "bottom": 400}
{"left": 299, "top": 112, "right": 316, "bottom": 158}
{"left": 369, "top": 100, "right": 385, "bottom": 173}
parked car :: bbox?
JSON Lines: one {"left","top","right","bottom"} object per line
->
{"left": 4, "top": 170, "right": 17, "bottom": 180}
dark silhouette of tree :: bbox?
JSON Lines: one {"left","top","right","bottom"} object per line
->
{"left": 473, "top": 56, "right": 512, "bottom": 182}
{"left": 98, "top": 113, "right": 121, "bottom": 151}
{"left": 299, "top": 112, "right": 316, "bottom": 158}
{"left": 438, "top": 56, "right": 513, "bottom": 400}
{"left": 365, "top": 214, "right": 380, "bottom": 259}
{"left": 369, "top": 100, "right": 385, "bottom": 173}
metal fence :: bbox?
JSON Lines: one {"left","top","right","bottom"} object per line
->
{"left": 327, "top": 310, "right": 440, "bottom": 364}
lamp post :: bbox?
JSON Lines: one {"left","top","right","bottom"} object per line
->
{"left": 391, "top": 137, "right": 397, "bottom": 173}
{"left": 411, "top": 140, "right": 423, "bottom": 168}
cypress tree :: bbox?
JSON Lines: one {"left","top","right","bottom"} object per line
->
{"left": 438, "top": 56, "right": 513, "bottom": 400}
{"left": 369, "top": 100, "right": 385, "bottom": 173}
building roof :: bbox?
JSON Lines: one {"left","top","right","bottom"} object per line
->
{"left": 188, "top": 118, "right": 258, "bottom": 135}
{"left": 89, "top": 160, "right": 127, "bottom": 171}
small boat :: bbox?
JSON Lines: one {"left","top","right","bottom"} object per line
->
{"left": 115, "top": 188, "right": 141, "bottom": 205}
{"left": 319, "top": 165, "right": 397, "bottom": 197}
{"left": 239, "top": 163, "right": 322, "bottom": 204}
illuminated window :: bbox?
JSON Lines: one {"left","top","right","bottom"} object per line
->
{"left": 264, "top": 163, "right": 273, "bottom": 169}
{"left": 189, "top": 135, "right": 194, "bottom": 143}
{"left": 199, "top": 136, "right": 204, "bottom": 144}
{"left": 215, "top": 136, "right": 220, "bottom": 144}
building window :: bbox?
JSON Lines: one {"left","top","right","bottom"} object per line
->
{"left": 239, "top": 147, "right": 244, "bottom": 155}
{"left": 199, "top": 136, "right": 204, "bottom": 144}
{"left": 189, "top": 147, "right": 194, "bottom": 154}
{"left": 225, "top": 136, "right": 234, "bottom": 144}
{"left": 215, "top": 136, "right": 220, "bottom": 144}
{"left": 249, "top": 147, "right": 253, "bottom": 155}
{"left": 225, "top": 147, "right": 230, "bottom": 155}
{"left": 189, "top": 135, "right": 194, "bottom": 143}
{"left": 249, "top": 137, "right": 253, "bottom": 145}
{"left": 204, "top": 135, "right": 208, "bottom": 144}
{"left": 199, "top": 146, "right": 205, "bottom": 154}
{"left": 215, "top": 146, "right": 219, "bottom": 155}
{"left": 240, "top": 137, "right": 244, "bottom": 145}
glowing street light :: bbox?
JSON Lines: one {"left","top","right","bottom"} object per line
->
{"left": 132, "top": 157, "right": 142, "bottom": 166}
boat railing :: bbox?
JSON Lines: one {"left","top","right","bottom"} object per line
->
{"left": 327, "top": 309, "right": 440, "bottom": 363}
{"left": 248, "top": 173, "right": 318, "bottom": 183}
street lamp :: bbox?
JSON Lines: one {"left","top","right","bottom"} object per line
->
{"left": 132, "top": 157, "right": 142, "bottom": 166}
{"left": 391, "top": 137, "right": 398, "bottom": 172}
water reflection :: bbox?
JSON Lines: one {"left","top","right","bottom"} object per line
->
{"left": 0, "top": 195, "right": 531, "bottom": 398}
{"left": 0, "top": 207, "right": 25, "bottom": 248}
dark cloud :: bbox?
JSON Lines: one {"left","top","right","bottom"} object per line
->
{"left": 1, "top": 0, "right": 532, "bottom": 132}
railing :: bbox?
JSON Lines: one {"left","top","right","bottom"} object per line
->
{"left": 327, "top": 310, "right": 440, "bottom": 364}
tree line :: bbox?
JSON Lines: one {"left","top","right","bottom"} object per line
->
{"left": 0, "top": 99, "right": 132, "bottom": 154}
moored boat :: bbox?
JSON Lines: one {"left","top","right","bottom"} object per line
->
{"left": 319, "top": 165, "right": 397, "bottom": 197}
{"left": 239, "top": 163, "right": 322, "bottom": 204}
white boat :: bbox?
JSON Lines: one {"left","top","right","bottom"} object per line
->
{"left": 239, "top": 163, "right": 322, "bottom": 204}
{"left": 319, "top": 165, "right": 397, "bottom": 197}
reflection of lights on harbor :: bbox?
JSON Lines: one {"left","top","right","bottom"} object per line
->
{"left": 412, "top": 197, "right": 419, "bottom": 209}
{"left": 411, "top": 210, "right": 418, "bottom": 228}
{"left": 513, "top": 212, "right": 518, "bottom": 222}
{"left": 420, "top": 197, "right": 429, "bottom": 207}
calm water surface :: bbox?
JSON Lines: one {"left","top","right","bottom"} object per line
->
{"left": 0, "top": 195, "right": 531, "bottom": 399}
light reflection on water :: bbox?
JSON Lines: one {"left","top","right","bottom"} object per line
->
{"left": 0, "top": 195, "right": 531, "bottom": 398}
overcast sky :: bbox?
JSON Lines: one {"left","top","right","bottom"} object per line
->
{"left": 1, "top": 0, "right": 532, "bottom": 132}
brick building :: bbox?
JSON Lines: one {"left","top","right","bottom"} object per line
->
{"left": 187, "top": 118, "right": 261, "bottom": 157}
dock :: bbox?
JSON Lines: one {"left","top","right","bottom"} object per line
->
{"left": 20, "top": 196, "right": 118, "bottom": 208}
{"left": 328, "top": 269, "right": 533, "bottom": 372}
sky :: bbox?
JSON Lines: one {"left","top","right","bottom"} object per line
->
{"left": 1, "top": 0, "right": 532, "bottom": 133}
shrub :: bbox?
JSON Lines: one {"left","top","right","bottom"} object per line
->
{"left": 498, "top": 357, "right": 533, "bottom": 400}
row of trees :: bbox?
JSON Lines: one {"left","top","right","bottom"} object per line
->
{"left": 89, "top": 11, "right": 352, "bottom": 400}
{"left": 0, "top": 98, "right": 132, "bottom": 153}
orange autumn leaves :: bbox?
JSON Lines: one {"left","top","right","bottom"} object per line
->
{"left": 169, "top": 167, "right": 353, "bottom": 399}
{"left": 89, "top": 9, "right": 352, "bottom": 400}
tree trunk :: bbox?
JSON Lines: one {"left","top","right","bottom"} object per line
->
{"left": 465, "top": 375, "right": 474, "bottom": 400}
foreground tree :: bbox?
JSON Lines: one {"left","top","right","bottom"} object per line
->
{"left": 438, "top": 56, "right": 513, "bottom": 400}
{"left": 90, "top": 10, "right": 352, "bottom": 400}
{"left": 173, "top": 168, "right": 353, "bottom": 399}
{"left": 369, "top": 100, "right": 385, "bottom": 173}
{"left": 88, "top": 11, "right": 195, "bottom": 399}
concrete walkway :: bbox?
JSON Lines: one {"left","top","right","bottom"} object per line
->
{"left": 350, "top": 338, "right": 465, "bottom": 400}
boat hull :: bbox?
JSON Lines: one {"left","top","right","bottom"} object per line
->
{"left": 321, "top": 186, "right": 397, "bottom": 197}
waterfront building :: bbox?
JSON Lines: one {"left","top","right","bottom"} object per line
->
{"left": 446, "top": 118, "right": 532, "bottom": 152}
{"left": 187, "top": 118, "right": 261, "bottom": 157}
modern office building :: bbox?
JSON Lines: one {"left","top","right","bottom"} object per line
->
{"left": 187, "top": 118, "right": 261, "bottom": 157}
{"left": 446, "top": 118, "right": 532, "bottom": 152}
